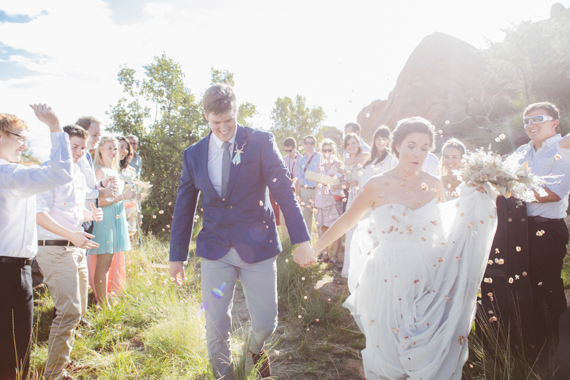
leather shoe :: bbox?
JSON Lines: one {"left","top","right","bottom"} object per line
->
{"left": 251, "top": 348, "right": 271, "bottom": 378}
{"left": 79, "top": 318, "right": 92, "bottom": 328}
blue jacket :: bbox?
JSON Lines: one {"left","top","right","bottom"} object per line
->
{"left": 169, "top": 125, "right": 310, "bottom": 263}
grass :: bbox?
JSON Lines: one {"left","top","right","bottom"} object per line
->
{"left": 23, "top": 235, "right": 570, "bottom": 379}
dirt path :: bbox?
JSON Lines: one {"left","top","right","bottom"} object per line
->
{"left": 230, "top": 269, "right": 365, "bottom": 379}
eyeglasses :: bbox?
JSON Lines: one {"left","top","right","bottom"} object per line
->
{"left": 284, "top": 149, "right": 293, "bottom": 152}
{"left": 304, "top": 141, "right": 315, "bottom": 145}
{"left": 523, "top": 115, "right": 554, "bottom": 126}
{"left": 322, "top": 149, "right": 333, "bottom": 153}
{"left": 5, "top": 131, "right": 28, "bottom": 145}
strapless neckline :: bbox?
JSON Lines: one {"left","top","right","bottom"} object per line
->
{"left": 372, "top": 197, "right": 439, "bottom": 213}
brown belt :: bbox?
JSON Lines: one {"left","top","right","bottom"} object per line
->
{"left": 0, "top": 256, "right": 34, "bottom": 266}
{"left": 38, "top": 240, "right": 76, "bottom": 247}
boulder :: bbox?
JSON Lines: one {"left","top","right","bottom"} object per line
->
{"left": 358, "top": 32, "right": 486, "bottom": 140}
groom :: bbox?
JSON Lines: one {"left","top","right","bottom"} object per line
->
{"left": 169, "top": 83, "right": 315, "bottom": 379}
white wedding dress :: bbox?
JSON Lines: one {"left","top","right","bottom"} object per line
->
{"left": 344, "top": 184, "right": 497, "bottom": 380}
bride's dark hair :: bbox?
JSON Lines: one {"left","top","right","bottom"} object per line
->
{"left": 391, "top": 117, "right": 435, "bottom": 159}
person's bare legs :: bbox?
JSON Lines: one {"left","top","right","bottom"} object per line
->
{"left": 93, "top": 253, "right": 114, "bottom": 307}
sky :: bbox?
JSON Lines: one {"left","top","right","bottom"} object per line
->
{"left": 0, "top": 0, "right": 567, "bottom": 161}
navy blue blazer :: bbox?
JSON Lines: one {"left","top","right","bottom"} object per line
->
{"left": 169, "top": 125, "right": 310, "bottom": 264}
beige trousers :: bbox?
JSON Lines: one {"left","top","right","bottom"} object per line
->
{"left": 300, "top": 187, "right": 316, "bottom": 236}
{"left": 36, "top": 246, "right": 88, "bottom": 380}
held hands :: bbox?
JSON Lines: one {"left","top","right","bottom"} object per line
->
{"left": 169, "top": 262, "right": 186, "bottom": 286}
{"left": 69, "top": 231, "right": 99, "bottom": 250}
{"left": 90, "top": 203, "right": 103, "bottom": 222}
{"left": 30, "top": 104, "right": 62, "bottom": 133}
{"left": 293, "top": 241, "right": 317, "bottom": 267}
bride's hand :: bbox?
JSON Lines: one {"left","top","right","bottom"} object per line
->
{"left": 293, "top": 241, "right": 317, "bottom": 267}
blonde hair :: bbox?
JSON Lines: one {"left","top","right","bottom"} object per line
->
{"left": 0, "top": 113, "right": 29, "bottom": 133}
{"left": 94, "top": 136, "right": 120, "bottom": 171}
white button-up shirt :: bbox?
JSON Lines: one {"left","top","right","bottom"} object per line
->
{"left": 36, "top": 164, "right": 87, "bottom": 240}
{"left": 422, "top": 152, "right": 441, "bottom": 178}
{"left": 515, "top": 134, "right": 570, "bottom": 219}
{"left": 77, "top": 154, "right": 99, "bottom": 208}
{"left": 208, "top": 129, "right": 237, "bottom": 198}
{"left": 0, "top": 133, "right": 73, "bottom": 258}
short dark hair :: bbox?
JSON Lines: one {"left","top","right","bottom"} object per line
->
{"left": 284, "top": 137, "right": 296, "bottom": 149}
{"left": 63, "top": 124, "right": 89, "bottom": 140}
{"left": 344, "top": 122, "right": 361, "bottom": 133}
{"left": 203, "top": 83, "right": 238, "bottom": 115}
{"left": 303, "top": 135, "right": 316, "bottom": 144}
{"left": 523, "top": 102, "right": 560, "bottom": 120}
{"left": 75, "top": 116, "right": 101, "bottom": 131}
{"left": 391, "top": 117, "right": 435, "bottom": 159}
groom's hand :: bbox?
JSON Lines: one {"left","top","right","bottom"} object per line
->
{"left": 170, "top": 261, "right": 186, "bottom": 286}
{"left": 293, "top": 241, "right": 317, "bottom": 267}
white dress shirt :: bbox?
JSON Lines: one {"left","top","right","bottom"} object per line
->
{"left": 0, "top": 132, "right": 73, "bottom": 258}
{"left": 208, "top": 129, "right": 237, "bottom": 198}
{"left": 515, "top": 134, "right": 570, "bottom": 219}
{"left": 77, "top": 154, "right": 99, "bottom": 208}
{"left": 36, "top": 164, "right": 87, "bottom": 240}
{"left": 422, "top": 152, "right": 441, "bottom": 178}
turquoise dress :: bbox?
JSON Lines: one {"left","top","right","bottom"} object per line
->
{"left": 89, "top": 167, "right": 132, "bottom": 255}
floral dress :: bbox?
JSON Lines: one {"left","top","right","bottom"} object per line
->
{"left": 314, "top": 159, "right": 343, "bottom": 228}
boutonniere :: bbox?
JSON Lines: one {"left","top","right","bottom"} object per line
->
{"left": 232, "top": 142, "right": 246, "bottom": 165}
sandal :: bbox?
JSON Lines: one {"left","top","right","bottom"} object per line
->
{"left": 321, "top": 253, "right": 330, "bottom": 262}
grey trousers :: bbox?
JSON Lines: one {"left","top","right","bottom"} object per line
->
{"left": 201, "top": 248, "right": 278, "bottom": 380}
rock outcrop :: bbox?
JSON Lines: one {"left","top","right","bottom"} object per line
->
{"left": 357, "top": 33, "right": 486, "bottom": 140}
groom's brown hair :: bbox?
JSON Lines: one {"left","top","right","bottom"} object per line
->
{"left": 203, "top": 83, "right": 238, "bottom": 115}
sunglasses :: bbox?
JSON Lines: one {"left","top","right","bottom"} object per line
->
{"left": 523, "top": 115, "right": 554, "bottom": 126}
{"left": 304, "top": 141, "right": 315, "bottom": 145}
{"left": 284, "top": 149, "right": 293, "bottom": 152}
{"left": 322, "top": 149, "right": 333, "bottom": 153}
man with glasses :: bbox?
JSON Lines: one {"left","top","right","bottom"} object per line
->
{"left": 0, "top": 105, "right": 73, "bottom": 380}
{"left": 283, "top": 137, "right": 302, "bottom": 180}
{"left": 513, "top": 102, "right": 570, "bottom": 355}
{"left": 296, "top": 135, "right": 320, "bottom": 236}
{"left": 127, "top": 135, "right": 142, "bottom": 178}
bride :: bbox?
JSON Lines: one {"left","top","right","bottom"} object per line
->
{"left": 308, "top": 117, "right": 498, "bottom": 380}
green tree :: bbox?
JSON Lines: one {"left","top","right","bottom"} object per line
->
{"left": 270, "top": 94, "right": 325, "bottom": 152}
{"left": 210, "top": 68, "right": 258, "bottom": 126}
{"left": 107, "top": 54, "right": 206, "bottom": 235}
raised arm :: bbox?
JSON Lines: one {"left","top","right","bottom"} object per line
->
{"left": 1, "top": 105, "right": 73, "bottom": 197}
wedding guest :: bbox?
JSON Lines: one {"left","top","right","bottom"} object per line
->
{"left": 127, "top": 135, "right": 142, "bottom": 177}
{"left": 296, "top": 135, "right": 321, "bottom": 236}
{"left": 342, "top": 133, "right": 370, "bottom": 277}
{"left": 314, "top": 139, "right": 344, "bottom": 263}
{"left": 343, "top": 122, "right": 370, "bottom": 161}
{"left": 283, "top": 137, "right": 302, "bottom": 181}
{"left": 35, "top": 125, "right": 103, "bottom": 380}
{"left": 118, "top": 137, "right": 138, "bottom": 237}
{"left": 75, "top": 116, "right": 115, "bottom": 234}
{"left": 75, "top": 116, "right": 101, "bottom": 166}
{"left": 281, "top": 137, "right": 302, "bottom": 239}
{"left": 512, "top": 102, "right": 570, "bottom": 354}
{"left": 89, "top": 137, "right": 135, "bottom": 307}
{"left": 440, "top": 138, "right": 466, "bottom": 200}
{"left": 360, "top": 126, "right": 398, "bottom": 187}
{"left": 0, "top": 105, "right": 73, "bottom": 380}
